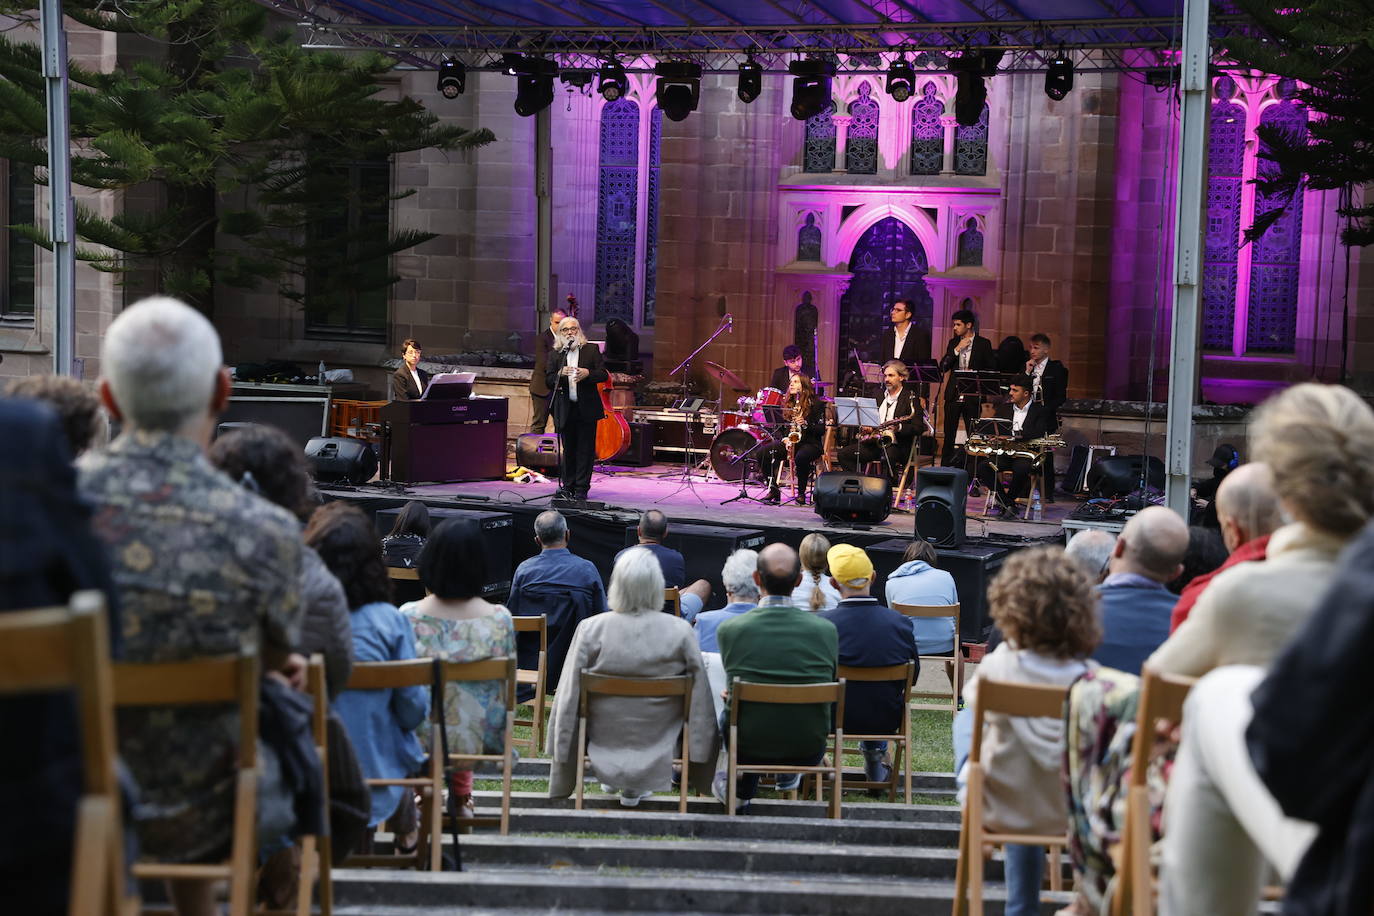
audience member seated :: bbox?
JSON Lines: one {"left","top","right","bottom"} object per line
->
{"left": 210, "top": 425, "right": 353, "bottom": 697}
{"left": 614, "top": 509, "right": 710, "bottom": 620}
{"left": 546, "top": 547, "right": 719, "bottom": 805}
{"left": 1092, "top": 506, "right": 1188, "bottom": 674}
{"left": 0, "top": 397, "right": 120, "bottom": 914}
{"left": 954, "top": 546, "right": 1101, "bottom": 916}
{"left": 1158, "top": 384, "right": 1374, "bottom": 915}
{"left": 694, "top": 549, "right": 761, "bottom": 654}
{"left": 790, "top": 532, "right": 841, "bottom": 612}
{"left": 1149, "top": 384, "right": 1374, "bottom": 678}
{"left": 79, "top": 296, "right": 303, "bottom": 916}
{"left": 713, "top": 543, "right": 838, "bottom": 812}
{"left": 380, "top": 500, "right": 431, "bottom": 569}
{"left": 5, "top": 373, "right": 105, "bottom": 457}
{"left": 401, "top": 518, "right": 516, "bottom": 822}
{"left": 1063, "top": 530, "right": 1117, "bottom": 584}
{"left": 508, "top": 511, "right": 605, "bottom": 698}
{"left": 884, "top": 536, "right": 959, "bottom": 655}
{"left": 1168, "top": 526, "right": 1228, "bottom": 595}
{"left": 818, "top": 544, "right": 918, "bottom": 784}
{"left": 1170, "top": 462, "right": 1281, "bottom": 633}
{"left": 306, "top": 502, "right": 426, "bottom": 850}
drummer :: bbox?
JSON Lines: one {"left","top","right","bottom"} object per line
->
{"left": 975, "top": 374, "right": 1050, "bottom": 517}
{"left": 764, "top": 345, "right": 807, "bottom": 426}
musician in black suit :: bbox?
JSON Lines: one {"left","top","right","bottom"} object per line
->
{"left": 937, "top": 308, "right": 996, "bottom": 466}
{"left": 975, "top": 375, "right": 1050, "bottom": 517}
{"left": 1025, "top": 333, "right": 1068, "bottom": 500}
{"left": 838, "top": 360, "right": 921, "bottom": 480}
{"left": 528, "top": 306, "right": 568, "bottom": 433}
{"left": 545, "top": 316, "right": 608, "bottom": 501}
{"left": 390, "top": 338, "right": 431, "bottom": 401}
{"left": 767, "top": 344, "right": 806, "bottom": 395}
{"left": 877, "top": 299, "right": 929, "bottom": 367}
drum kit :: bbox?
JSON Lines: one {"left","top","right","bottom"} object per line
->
{"left": 701, "top": 360, "right": 797, "bottom": 483}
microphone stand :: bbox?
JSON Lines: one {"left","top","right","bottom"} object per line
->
{"left": 659, "top": 316, "right": 733, "bottom": 503}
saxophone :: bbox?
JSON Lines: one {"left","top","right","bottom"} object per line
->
{"left": 784, "top": 402, "right": 807, "bottom": 446}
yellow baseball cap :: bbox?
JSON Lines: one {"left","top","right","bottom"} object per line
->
{"left": 827, "top": 543, "right": 874, "bottom": 587}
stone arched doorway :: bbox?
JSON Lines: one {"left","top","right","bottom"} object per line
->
{"left": 837, "top": 217, "right": 934, "bottom": 378}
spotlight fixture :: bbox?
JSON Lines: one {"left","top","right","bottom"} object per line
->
{"left": 787, "top": 57, "right": 837, "bottom": 121}
{"left": 507, "top": 55, "right": 558, "bottom": 117}
{"left": 437, "top": 57, "right": 465, "bottom": 99}
{"left": 655, "top": 59, "right": 702, "bottom": 122}
{"left": 886, "top": 57, "right": 915, "bottom": 102}
{"left": 738, "top": 56, "right": 762, "bottom": 104}
{"left": 951, "top": 54, "right": 987, "bottom": 127}
{"left": 598, "top": 58, "right": 627, "bottom": 102}
{"left": 1045, "top": 51, "right": 1073, "bottom": 101}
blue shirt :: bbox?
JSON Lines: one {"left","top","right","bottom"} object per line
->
{"left": 332, "top": 602, "right": 429, "bottom": 827}
{"left": 884, "top": 559, "right": 959, "bottom": 655}
{"left": 510, "top": 547, "right": 607, "bottom": 614}
{"left": 615, "top": 542, "right": 686, "bottom": 589}
{"left": 695, "top": 601, "right": 757, "bottom": 652}
{"left": 1093, "top": 573, "right": 1175, "bottom": 674}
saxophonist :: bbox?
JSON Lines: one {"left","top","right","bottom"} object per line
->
{"left": 838, "top": 359, "right": 923, "bottom": 480}
{"left": 759, "top": 376, "right": 827, "bottom": 506}
{"left": 975, "top": 374, "right": 1049, "bottom": 517}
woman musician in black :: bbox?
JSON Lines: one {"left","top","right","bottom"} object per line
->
{"left": 759, "top": 375, "right": 828, "bottom": 506}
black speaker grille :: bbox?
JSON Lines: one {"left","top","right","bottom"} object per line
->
{"left": 916, "top": 499, "right": 958, "bottom": 546}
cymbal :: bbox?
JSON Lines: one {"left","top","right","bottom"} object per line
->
{"left": 703, "top": 360, "right": 749, "bottom": 391}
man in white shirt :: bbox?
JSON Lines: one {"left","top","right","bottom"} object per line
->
{"left": 975, "top": 375, "right": 1049, "bottom": 517}
{"left": 1023, "top": 333, "right": 1068, "bottom": 500}
{"left": 878, "top": 299, "right": 929, "bottom": 368}
{"left": 839, "top": 359, "right": 919, "bottom": 480}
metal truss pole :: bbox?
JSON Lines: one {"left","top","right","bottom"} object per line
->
{"left": 534, "top": 102, "right": 552, "bottom": 315}
{"left": 41, "top": 0, "right": 76, "bottom": 377}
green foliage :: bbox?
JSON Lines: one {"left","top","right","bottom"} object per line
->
{"left": 1226, "top": 0, "right": 1374, "bottom": 246}
{"left": 0, "top": 0, "right": 494, "bottom": 310}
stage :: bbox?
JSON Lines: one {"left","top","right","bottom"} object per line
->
{"left": 323, "top": 460, "right": 1074, "bottom": 641}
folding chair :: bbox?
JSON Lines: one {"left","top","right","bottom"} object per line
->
{"left": 385, "top": 566, "right": 423, "bottom": 604}
{"left": 726, "top": 678, "right": 846, "bottom": 820}
{"left": 574, "top": 673, "right": 693, "bottom": 813}
{"left": 511, "top": 615, "right": 548, "bottom": 755}
{"left": 0, "top": 590, "right": 136, "bottom": 916}
{"left": 112, "top": 650, "right": 260, "bottom": 916}
{"left": 340, "top": 659, "right": 444, "bottom": 872}
{"left": 1110, "top": 667, "right": 1196, "bottom": 916}
{"left": 892, "top": 602, "right": 964, "bottom": 717}
{"left": 952, "top": 679, "right": 1070, "bottom": 916}
{"left": 441, "top": 657, "right": 517, "bottom": 835}
{"left": 663, "top": 587, "right": 681, "bottom": 617}
{"left": 837, "top": 661, "right": 916, "bottom": 803}
{"left": 386, "top": 567, "right": 421, "bottom": 582}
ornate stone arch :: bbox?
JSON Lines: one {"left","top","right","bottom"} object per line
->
{"left": 834, "top": 203, "right": 944, "bottom": 273}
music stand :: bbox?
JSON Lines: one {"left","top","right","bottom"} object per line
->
{"left": 952, "top": 369, "right": 1010, "bottom": 403}
{"left": 834, "top": 397, "right": 880, "bottom": 429}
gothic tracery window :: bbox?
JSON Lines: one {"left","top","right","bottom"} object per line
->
{"left": 803, "top": 100, "right": 837, "bottom": 173}
{"left": 1202, "top": 76, "right": 1245, "bottom": 351}
{"left": 845, "top": 82, "right": 879, "bottom": 174}
{"left": 1245, "top": 88, "right": 1306, "bottom": 353}
{"left": 797, "top": 212, "right": 822, "bottom": 262}
{"left": 910, "top": 82, "right": 944, "bottom": 176}
{"left": 954, "top": 103, "right": 989, "bottom": 176}
{"left": 956, "top": 218, "right": 984, "bottom": 267}
{"left": 594, "top": 96, "right": 661, "bottom": 327}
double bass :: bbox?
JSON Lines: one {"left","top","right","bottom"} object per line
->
{"left": 564, "top": 295, "right": 630, "bottom": 461}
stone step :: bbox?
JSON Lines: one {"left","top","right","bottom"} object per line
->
{"left": 509, "top": 758, "right": 958, "bottom": 791}
{"left": 330, "top": 868, "right": 1071, "bottom": 915}
{"left": 475, "top": 790, "right": 961, "bottom": 823}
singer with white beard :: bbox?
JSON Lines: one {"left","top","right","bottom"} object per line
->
{"left": 545, "top": 316, "right": 609, "bottom": 501}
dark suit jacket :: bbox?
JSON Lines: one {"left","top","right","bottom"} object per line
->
{"left": 530, "top": 328, "right": 557, "bottom": 397}
{"left": 767, "top": 366, "right": 798, "bottom": 394}
{"left": 546, "top": 342, "right": 609, "bottom": 426}
{"left": 1029, "top": 359, "right": 1068, "bottom": 429}
{"left": 878, "top": 325, "right": 930, "bottom": 367}
{"left": 818, "top": 598, "right": 919, "bottom": 735}
{"left": 872, "top": 387, "right": 921, "bottom": 451}
{"left": 938, "top": 335, "right": 996, "bottom": 402}
{"left": 390, "top": 365, "right": 431, "bottom": 401}
{"left": 995, "top": 401, "right": 1050, "bottom": 442}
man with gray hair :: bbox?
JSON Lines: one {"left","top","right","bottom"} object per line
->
{"left": 79, "top": 295, "right": 303, "bottom": 915}
{"left": 1092, "top": 505, "right": 1189, "bottom": 673}
{"left": 694, "top": 549, "right": 761, "bottom": 653}
{"left": 1064, "top": 529, "right": 1118, "bottom": 583}
{"left": 508, "top": 509, "right": 607, "bottom": 692}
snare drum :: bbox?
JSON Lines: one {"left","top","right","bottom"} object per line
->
{"left": 719, "top": 411, "right": 750, "bottom": 431}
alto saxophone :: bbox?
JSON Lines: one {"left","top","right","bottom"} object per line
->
{"left": 784, "top": 403, "right": 807, "bottom": 446}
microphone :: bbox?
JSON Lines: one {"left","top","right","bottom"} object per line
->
{"left": 723, "top": 312, "right": 733, "bottom": 332}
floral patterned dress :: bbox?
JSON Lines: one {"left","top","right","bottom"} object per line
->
{"left": 401, "top": 603, "right": 516, "bottom": 769}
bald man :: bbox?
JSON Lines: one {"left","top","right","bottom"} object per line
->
{"left": 1171, "top": 463, "right": 1282, "bottom": 632}
{"left": 1092, "top": 506, "right": 1190, "bottom": 673}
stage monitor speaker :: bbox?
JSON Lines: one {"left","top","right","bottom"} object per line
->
{"left": 914, "top": 466, "right": 969, "bottom": 548}
{"left": 621, "top": 422, "right": 655, "bottom": 467}
{"left": 621, "top": 522, "right": 765, "bottom": 608}
{"left": 1087, "top": 454, "right": 1164, "bottom": 498}
{"left": 373, "top": 506, "right": 515, "bottom": 599}
{"left": 812, "top": 472, "right": 892, "bottom": 525}
{"left": 517, "top": 433, "right": 561, "bottom": 474}
{"left": 866, "top": 536, "right": 1010, "bottom": 643}
{"left": 305, "top": 436, "right": 377, "bottom": 484}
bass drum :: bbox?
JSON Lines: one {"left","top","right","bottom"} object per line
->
{"left": 709, "top": 427, "right": 774, "bottom": 482}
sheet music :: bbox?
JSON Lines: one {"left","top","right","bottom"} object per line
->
{"left": 834, "top": 397, "right": 880, "bottom": 427}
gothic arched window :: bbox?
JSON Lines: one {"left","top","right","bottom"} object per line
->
{"left": 797, "top": 212, "right": 822, "bottom": 262}
{"left": 910, "top": 82, "right": 944, "bottom": 176}
{"left": 594, "top": 97, "right": 662, "bottom": 327}
{"left": 1202, "top": 76, "right": 1246, "bottom": 351}
{"left": 956, "top": 218, "right": 984, "bottom": 267}
{"left": 1245, "top": 89, "right": 1307, "bottom": 353}
{"left": 954, "top": 103, "right": 990, "bottom": 176}
{"left": 845, "top": 83, "right": 879, "bottom": 174}
{"left": 803, "top": 100, "right": 837, "bottom": 173}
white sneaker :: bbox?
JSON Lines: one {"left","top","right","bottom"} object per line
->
{"left": 773, "top": 773, "right": 802, "bottom": 792}
{"left": 619, "top": 789, "right": 651, "bottom": 807}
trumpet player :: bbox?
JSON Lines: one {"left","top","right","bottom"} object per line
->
{"left": 975, "top": 374, "right": 1050, "bottom": 518}
{"left": 759, "top": 375, "right": 827, "bottom": 506}
{"left": 838, "top": 360, "right": 924, "bottom": 481}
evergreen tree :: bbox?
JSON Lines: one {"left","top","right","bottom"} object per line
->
{"left": 0, "top": 0, "right": 493, "bottom": 317}
{"left": 1225, "top": 0, "right": 1374, "bottom": 246}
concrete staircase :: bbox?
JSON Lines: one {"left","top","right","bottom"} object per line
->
{"left": 329, "top": 763, "right": 1073, "bottom": 915}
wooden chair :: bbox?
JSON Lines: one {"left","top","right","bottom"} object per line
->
{"left": 836, "top": 661, "right": 916, "bottom": 803}
{"left": 952, "top": 679, "right": 1070, "bottom": 916}
{"left": 0, "top": 590, "right": 136, "bottom": 916}
{"left": 441, "top": 657, "right": 517, "bottom": 836}
{"left": 726, "top": 678, "right": 846, "bottom": 820}
{"left": 511, "top": 615, "right": 549, "bottom": 756}
{"left": 574, "top": 673, "right": 693, "bottom": 813}
{"left": 892, "top": 602, "right": 964, "bottom": 717}
{"left": 663, "top": 587, "right": 681, "bottom": 617}
{"left": 112, "top": 650, "right": 260, "bottom": 916}
{"left": 340, "top": 659, "right": 445, "bottom": 872}
{"left": 386, "top": 566, "right": 421, "bottom": 581}
{"left": 1110, "top": 667, "right": 1197, "bottom": 916}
